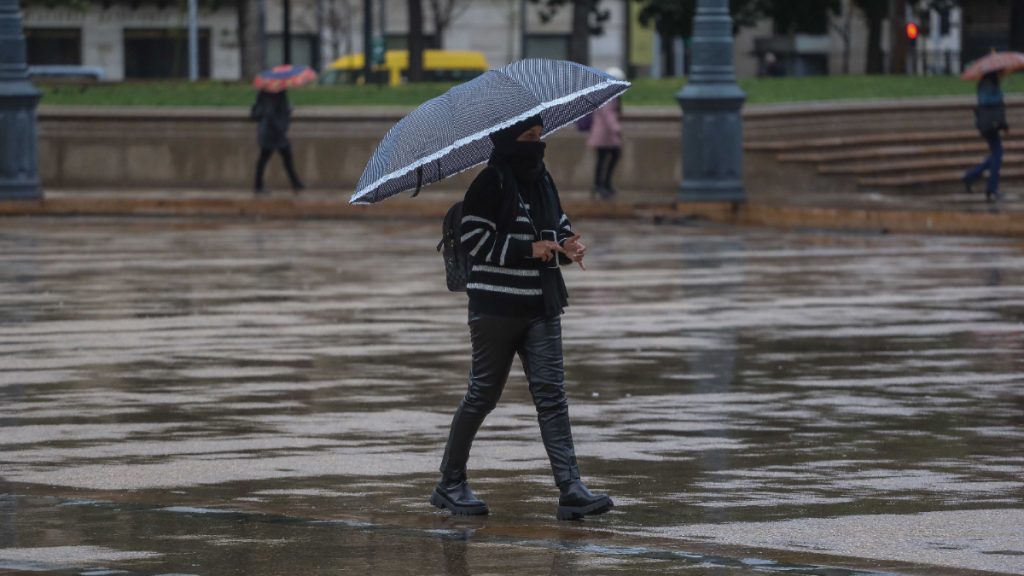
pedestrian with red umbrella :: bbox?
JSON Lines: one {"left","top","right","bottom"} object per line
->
{"left": 250, "top": 65, "right": 316, "bottom": 195}
{"left": 961, "top": 52, "right": 1022, "bottom": 203}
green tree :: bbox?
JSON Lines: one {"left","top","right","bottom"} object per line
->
{"left": 426, "top": 0, "right": 472, "bottom": 49}
{"left": 757, "top": 0, "right": 840, "bottom": 35}
{"left": 631, "top": 0, "right": 760, "bottom": 76}
{"left": 852, "top": 0, "right": 887, "bottom": 74}
{"left": 633, "top": 0, "right": 761, "bottom": 39}
{"left": 527, "top": 0, "right": 610, "bottom": 64}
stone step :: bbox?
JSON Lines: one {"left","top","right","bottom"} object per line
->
{"left": 746, "top": 129, "right": 984, "bottom": 152}
{"left": 779, "top": 140, "right": 1024, "bottom": 163}
{"left": 819, "top": 154, "right": 1024, "bottom": 175}
{"left": 858, "top": 167, "right": 1024, "bottom": 188}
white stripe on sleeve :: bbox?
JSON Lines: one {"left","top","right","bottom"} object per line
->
{"left": 499, "top": 236, "right": 511, "bottom": 266}
{"left": 462, "top": 215, "right": 496, "bottom": 228}
{"left": 460, "top": 228, "right": 485, "bottom": 243}
{"left": 469, "top": 230, "right": 491, "bottom": 257}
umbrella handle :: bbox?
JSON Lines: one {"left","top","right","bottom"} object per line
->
{"left": 412, "top": 166, "right": 423, "bottom": 198}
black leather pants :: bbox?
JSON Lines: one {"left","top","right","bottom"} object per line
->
{"left": 439, "top": 312, "right": 581, "bottom": 486}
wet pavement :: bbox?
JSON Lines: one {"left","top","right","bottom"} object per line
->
{"left": 1, "top": 218, "right": 1022, "bottom": 576}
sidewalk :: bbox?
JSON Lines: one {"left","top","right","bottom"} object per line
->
{"left": 3, "top": 184, "right": 1022, "bottom": 238}
{"left": 3, "top": 217, "right": 1022, "bottom": 576}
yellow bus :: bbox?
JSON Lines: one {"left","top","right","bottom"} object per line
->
{"left": 320, "top": 49, "right": 489, "bottom": 86}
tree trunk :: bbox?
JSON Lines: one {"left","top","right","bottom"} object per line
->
{"left": 314, "top": 0, "right": 324, "bottom": 69}
{"left": 408, "top": 0, "right": 424, "bottom": 82}
{"left": 238, "top": 0, "right": 265, "bottom": 78}
{"left": 1011, "top": 0, "right": 1024, "bottom": 52}
{"left": 840, "top": 8, "right": 852, "bottom": 75}
{"left": 568, "top": 0, "right": 589, "bottom": 65}
{"left": 865, "top": 9, "right": 883, "bottom": 74}
{"left": 662, "top": 32, "right": 674, "bottom": 77}
{"left": 283, "top": 0, "right": 292, "bottom": 64}
{"left": 889, "top": 0, "right": 907, "bottom": 74}
{"left": 431, "top": 0, "right": 444, "bottom": 48}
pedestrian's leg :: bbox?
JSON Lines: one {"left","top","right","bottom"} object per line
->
{"left": 519, "top": 316, "right": 612, "bottom": 520}
{"left": 254, "top": 148, "right": 273, "bottom": 193}
{"left": 986, "top": 132, "right": 1003, "bottom": 201}
{"left": 603, "top": 148, "right": 621, "bottom": 196}
{"left": 592, "top": 150, "right": 608, "bottom": 198}
{"left": 279, "top": 144, "right": 305, "bottom": 192}
{"left": 433, "top": 313, "right": 522, "bottom": 515}
{"left": 964, "top": 132, "right": 992, "bottom": 193}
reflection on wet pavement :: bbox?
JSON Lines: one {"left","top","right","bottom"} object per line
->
{"left": 1, "top": 219, "right": 1022, "bottom": 575}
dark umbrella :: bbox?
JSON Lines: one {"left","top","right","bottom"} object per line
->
{"left": 350, "top": 59, "right": 630, "bottom": 205}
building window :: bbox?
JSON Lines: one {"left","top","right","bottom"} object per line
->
{"left": 123, "top": 28, "right": 210, "bottom": 79}
{"left": 25, "top": 28, "right": 82, "bottom": 65}
{"left": 525, "top": 34, "right": 569, "bottom": 60}
{"left": 267, "top": 35, "right": 319, "bottom": 70}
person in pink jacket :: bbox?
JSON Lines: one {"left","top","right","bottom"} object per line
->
{"left": 587, "top": 67, "right": 625, "bottom": 199}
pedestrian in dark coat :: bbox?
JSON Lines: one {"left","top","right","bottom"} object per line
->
{"left": 964, "top": 72, "right": 1009, "bottom": 203}
{"left": 251, "top": 90, "right": 305, "bottom": 194}
{"left": 430, "top": 115, "right": 614, "bottom": 521}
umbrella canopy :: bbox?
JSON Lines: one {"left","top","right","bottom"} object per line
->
{"left": 960, "top": 51, "right": 1024, "bottom": 81}
{"left": 253, "top": 64, "right": 318, "bottom": 92}
{"left": 350, "top": 59, "right": 630, "bottom": 205}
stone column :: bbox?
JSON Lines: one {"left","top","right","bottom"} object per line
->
{"left": 0, "top": 0, "right": 42, "bottom": 200}
{"left": 677, "top": 0, "right": 745, "bottom": 203}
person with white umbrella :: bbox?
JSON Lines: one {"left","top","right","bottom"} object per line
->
{"left": 349, "top": 59, "right": 628, "bottom": 520}
{"left": 430, "top": 114, "right": 613, "bottom": 521}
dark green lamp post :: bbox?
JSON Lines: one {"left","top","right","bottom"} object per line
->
{"left": 677, "top": 0, "right": 745, "bottom": 203}
{"left": 0, "top": 0, "right": 42, "bottom": 200}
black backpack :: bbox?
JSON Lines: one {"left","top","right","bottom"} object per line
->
{"left": 437, "top": 201, "right": 470, "bottom": 292}
{"left": 437, "top": 167, "right": 503, "bottom": 292}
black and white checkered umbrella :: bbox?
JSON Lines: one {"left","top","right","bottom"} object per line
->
{"left": 350, "top": 59, "right": 630, "bottom": 205}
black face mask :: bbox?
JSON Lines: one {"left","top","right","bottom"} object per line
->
{"left": 497, "top": 140, "right": 546, "bottom": 183}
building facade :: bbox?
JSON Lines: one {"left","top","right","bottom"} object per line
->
{"left": 21, "top": 0, "right": 973, "bottom": 82}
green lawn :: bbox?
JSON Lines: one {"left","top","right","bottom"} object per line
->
{"left": 38, "top": 75, "right": 1024, "bottom": 108}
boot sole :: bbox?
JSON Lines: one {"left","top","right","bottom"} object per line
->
{"left": 556, "top": 496, "right": 613, "bottom": 521}
{"left": 430, "top": 488, "right": 489, "bottom": 516}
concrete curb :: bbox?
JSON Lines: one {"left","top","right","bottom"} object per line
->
{"left": 2, "top": 195, "right": 1023, "bottom": 238}
{"left": 668, "top": 203, "right": 1024, "bottom": 238}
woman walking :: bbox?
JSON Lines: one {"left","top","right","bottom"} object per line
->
{"left": 587, "top": 67, "right": 625, "bottom": 199}
{"left": 430, "top": 115, "right": 613, "bottom": 520}
{"left": 964, "top": 71, "right": 1009, "bottom": 203}
{"left": 251, "top": 89, "right": 305, "bottom": 195}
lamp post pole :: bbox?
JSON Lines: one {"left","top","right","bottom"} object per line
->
{"left": 677, "top": 0, "right": 745, "bottom": 203}
{"left": 0, "top": 0, "right": 41, "bottom": 200}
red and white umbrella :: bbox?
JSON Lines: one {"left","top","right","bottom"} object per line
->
{"left": 960, "top": 51, "right": 1024, "bottom": 81}
{"left": 252, "top": 64, "right": 318, "bottom": 93}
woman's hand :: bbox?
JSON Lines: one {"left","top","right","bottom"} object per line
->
{"left": 563, "top": 234, "right": 587, "bottom": 270}
{"left": 532, "top": 240, "right": 565, "bottom": 262}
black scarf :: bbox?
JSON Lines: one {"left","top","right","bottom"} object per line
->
{"left": 489, "top": 143, "right": 568, "bottom": 318}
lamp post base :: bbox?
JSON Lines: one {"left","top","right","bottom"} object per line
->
{"left": 1, "top": 0, "right": 43, "bottom": 201}
{"left": 0, "top": 86, "right": 42, "bottom": 201}
{"left": 678, "top": 180, "right": 746, "bottom": 204}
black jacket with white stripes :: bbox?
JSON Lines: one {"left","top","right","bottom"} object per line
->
{"left": 460, "top": 166, "right": 574, "bottom": 318}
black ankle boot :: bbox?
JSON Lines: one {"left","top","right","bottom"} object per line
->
{"left": 431, "top": 476, "right": 488, "bottom": 516}
{"left": 556, "top": 479, "right": 612, "bottom": 520}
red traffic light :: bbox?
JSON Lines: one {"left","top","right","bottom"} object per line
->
{"left": 906, "top": 22, "right": 920, "bottom": 40}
